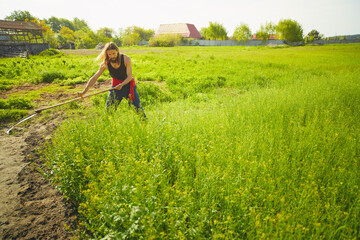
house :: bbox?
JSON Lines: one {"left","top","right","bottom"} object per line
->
{"left": 155, "top": 23, "right": 202, "bottom": 39}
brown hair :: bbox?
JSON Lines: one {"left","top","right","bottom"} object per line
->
{"left": 96, "top": 42, "right": 121, "bottom": 65}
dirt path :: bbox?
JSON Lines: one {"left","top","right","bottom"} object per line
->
{"left": 0, "top": 115, "right": 77, "bottom": 239}
{"left": 0, "top": 79, "right": 150, "bottom": 238}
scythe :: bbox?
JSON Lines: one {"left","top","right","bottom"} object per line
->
{"left": 6, "top": 86, "right": 114, "bottom": 135}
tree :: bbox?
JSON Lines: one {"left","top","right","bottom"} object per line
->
{"left": 97, "top": 27, "right": 114, "bottom": 39}
{"left": 73, "top": 18, "right": 89, "bottom": 31}
{"left": 96, "top": 27, "right": 114, "bottom": 45}
{"left": 45, "top": 17, "right": 62, "bottom": 32}
{"left": 255, "top": 24, "right": 270, "bottom": 41}
{"left": 307, "top": 29, "right": 323, "bottom": 41}
{"left": 276, "top": 19, "right": 303, "bottom": 42}
{"left": 201, "top": 22, "right": 228, "bottom": 40}
{"left": 134, "top": 27, "right": 154, "bottom": 41}
{"left": 45, "top": 17, "right": 75, "bottom": 32}
{"left": 59, "top": 18, "right": 75, "bottom": 32}
{"left": 265, "top": 22, "right": 276, "bottom": 36}
{"left": 74, "top": 29, "right": 97, "bottom": 49}
{"left": 59, "top": 26, "right": 75, "bottom": 43}
{"left": 5, "top": 10, "right": 37, "bottom": 21}
{"left": 122, "top": 26, "right": 155, "bottom": 46}
{"left": 233, "top": 23, "right": 252, "bottom": 42}
{"left": 254, "top": 22, "right": 276, "bottom": 41}
{"left": 32, "top": 19, "right": 58, "bottom": 48}
{"left": 123, "top": 30, "right": 141, "bottom": 46}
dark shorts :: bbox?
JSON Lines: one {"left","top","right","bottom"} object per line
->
{"left": 106, "top": 86, "right": 146, "bottom": 117}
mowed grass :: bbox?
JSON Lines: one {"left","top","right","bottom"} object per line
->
{"left": 41, "top": 44, "right": 360, "bottom": 239}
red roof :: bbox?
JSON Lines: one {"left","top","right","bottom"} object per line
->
{"left": 0, "top": 20, "right": 43, "bottom": 31}
{"left": 156, "top": 23, "right": 202, "bottom": 38}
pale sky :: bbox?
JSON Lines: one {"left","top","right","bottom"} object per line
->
{"left": 1, "top": 0, "right": 359, "bottom": 37}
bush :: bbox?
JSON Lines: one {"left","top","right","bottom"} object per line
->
{"left": 56, "top": 77, "right": 86, "bottom": 86}
{"left": 137, "top": 81, "right": 175, "bottom": 106}
{"left": 149, "top": 34, "right": 182, "bottom": 47}
{"left": 38, "top": 48, "right": 64, "bottom": 56}
{"left": 0, "top": 83, "right": 12, "bottom": 91}
{"left": 40, "top": 70, "right": 66, "bottom": 83}
{"left": 0, "top": 97, "right": 33, "bottom": 109}
{"left": 0, "top": 109, "right": 28, "bottom": 123}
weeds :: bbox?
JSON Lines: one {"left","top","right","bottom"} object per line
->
{"left": 42, "top": 45, "right": 360, "bottom": 239}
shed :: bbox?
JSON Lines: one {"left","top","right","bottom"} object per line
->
{"left": 0, "top": 20, "right": 45, "bottom": 43}
{"left": 0, "top": 20, "right": 49, "bottom": 57}
{"left": 155, "top": 23, "right": 202, "bottom": 39}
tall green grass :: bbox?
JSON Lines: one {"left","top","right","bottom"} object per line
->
{"left": 44, "top": 45, "right": 360, "bottom": 239}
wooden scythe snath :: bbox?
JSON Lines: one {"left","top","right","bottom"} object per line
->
{"left": 6, "top": 87, "right": 114, "bottom": 135}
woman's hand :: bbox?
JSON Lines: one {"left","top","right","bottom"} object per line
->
{"left": 77, "top": 92, "right": 85, "bottom": 98}
{"left": 115, "top": 84, "right": 123, "bottom": 90}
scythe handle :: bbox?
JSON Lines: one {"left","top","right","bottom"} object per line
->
{"left": 35, "top": 87, "right": 114, "bottom": 113}
{"left": 6, "top": 86, "right": 115, "bottom": 134}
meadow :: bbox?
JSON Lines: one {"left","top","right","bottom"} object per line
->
{"left": 2, "top": 44, "right": 360, "bottom": 239}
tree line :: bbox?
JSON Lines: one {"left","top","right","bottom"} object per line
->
{"left": 5, "top": 10, "right": 324, "bottom": 48}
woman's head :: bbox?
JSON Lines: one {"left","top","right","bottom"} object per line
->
{"left": 97, "top": 42, "right": 120, "bottom": 64}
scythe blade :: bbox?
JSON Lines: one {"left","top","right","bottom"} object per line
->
{"left": 6, "top": 113, "right": 38, "bottom": 135}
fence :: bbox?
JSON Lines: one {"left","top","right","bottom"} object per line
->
{"left": 139, "top": 37, "right": 360, "bottom": 47}
{"left": 310, "top": 39, "right": 360, "bottom": 45}
{"left": 139, "top": 39, "right": 287, "bottom": 47}
{"left": 182, "top": 39, "right": 286, "bottom": 46}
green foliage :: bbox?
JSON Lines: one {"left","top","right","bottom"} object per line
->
{"left": 122, "top": 26, "right": 155, "bottom": 46}
{"left": 5, "top": 10, "right": 37, "bottom": 21}
{"left": 0, "top": 54, "right": 100, "bottom": 86}
{"left": 277, "top": 19, "right": 304, "bottom": 42}
{"left": 41, "top": 70, "right": 66, "bottom": 83}
{"left": 255, "top": 21, "right": 276, "bottom": 41}
{"left": 73, "top": 17, "right": 89, "bottom": 31}
{"left": 0, "top": 97, "right": 33, "bottom": 109}
{"left": 255, "top": 24, "right": 270, "bottom": 41}
{"left": 306, "top": 29, "right": 323, "bottom": 42}
{"left": 45, "top": 16, "right": 62, "bottom": 33}
{"left": 41, "top": 45, "right": 360, "bottom": 239}
{"left": 38, "top": 49, "right": 64, "bottom": 56}
{"left": 201, "top": 22, "right": 228, "bottom": 40}
{"left": 136, "top": 82, "right": 175, "bottom": 105}
{"left": 45, "top": 17, "right": 76, "bottom": 32}
{"left": 149, "top": 34, "right": 182, "bottom": 47}
{"left": 233, "top": 23, "right": 252, "bottom": 41}
{"left": 0, "top": 83, "right": 12, "bottom": 91}
{"left": 59, "top": 26, "right": 75, "bottom": 44}
{"left": 96, "top": 27, "right": 114, "bottom": 44}
{"left": 74, "top": 29, "right": 97, "bottom": 49}
{"left": 0, "top": 109, "right": 28, "bottom": 123}
{"left": 0, "top": 96, "right": 32, "bottom": 123}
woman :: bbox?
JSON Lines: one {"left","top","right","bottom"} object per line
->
{"left": 78, "top": 42, "right": 146, "bottom": 117}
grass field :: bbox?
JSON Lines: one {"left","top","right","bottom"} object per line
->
{"left": 2, "top": 44, "right": 360, "bottom": 239}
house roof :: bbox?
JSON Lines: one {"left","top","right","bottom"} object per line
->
{"left": 156, "top": 23, "right": 202, "bottom": 38}
{"left": 0, "top": 20, "right": 43, "bottom": 31}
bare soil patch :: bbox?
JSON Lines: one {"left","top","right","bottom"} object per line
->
{"left": 0, "top": 78, "right": 156, "bottom": 239}
{"left": 0, "top": 114, "right": 76, "bottom": 239}
{"left": 0, "top": 81, "right": 113, "bottom": 239}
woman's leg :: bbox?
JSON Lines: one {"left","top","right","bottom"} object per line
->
{"left": 106, "top": 89, "right": 122, "bottom": 110}
{"left": 130, "top": 86, "right": 146, "bottom": 118}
